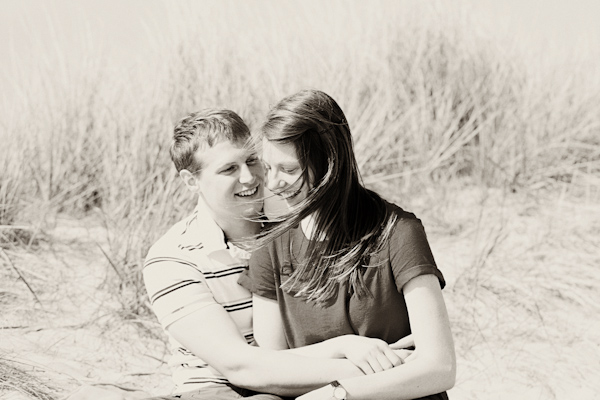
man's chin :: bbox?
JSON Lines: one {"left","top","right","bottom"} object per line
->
{"left": 241, "top": 205, "right": 263, "bottom": 220}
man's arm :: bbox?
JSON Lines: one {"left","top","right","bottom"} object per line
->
{"left": 167, "top": 301, "right": 364, "bottom": 396}
{"left": 144, "top": 244, "right": 364, "bottom": 397}
{"left": 252, "top": 294, "right": 405, "bottom": 374}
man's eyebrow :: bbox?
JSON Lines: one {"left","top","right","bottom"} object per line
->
{"left": 216, "top": 161, "right": 237, "bottom": 170}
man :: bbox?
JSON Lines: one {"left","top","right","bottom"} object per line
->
{"left": 143, "top": 109, "right": 407, "bottom": 400}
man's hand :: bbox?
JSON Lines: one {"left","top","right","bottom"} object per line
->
{"left": 331, "top": 335, "right": 403, "bottom": 374}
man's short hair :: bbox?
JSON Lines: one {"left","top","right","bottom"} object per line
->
{"left": 170, "top": 109, "right": 251, "bottom": 172}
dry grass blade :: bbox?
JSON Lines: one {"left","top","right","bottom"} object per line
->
{"left": 95, "top": 242, "right": 124, "bottom": 282}
{"left": 0, "top": 248, "right": 43, "bottom": 307}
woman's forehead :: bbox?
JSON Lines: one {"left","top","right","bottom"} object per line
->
{"left": 261, "top": 139, "right": 299, "bottom": 164}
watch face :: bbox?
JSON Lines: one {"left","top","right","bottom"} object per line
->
{"left": 333, "top": 386, "right": 347, "bottom": 399}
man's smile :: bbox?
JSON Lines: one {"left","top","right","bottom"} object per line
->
{"left": 235, "top": 186, "right": 259, "bottom": 197}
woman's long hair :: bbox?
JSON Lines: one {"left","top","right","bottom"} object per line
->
{"left": 257, "top": 89, "right": 396, "bottom": 304}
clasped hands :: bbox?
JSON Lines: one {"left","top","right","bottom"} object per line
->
{"left": 332, "top": 334, "right": 415, "bottom": 375}
{"left": 297, "top": 334, "right": 415, "bottom": 400}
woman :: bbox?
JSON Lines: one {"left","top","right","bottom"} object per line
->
{"left": 239, "top": 89, "right": 455, "bottom": 400}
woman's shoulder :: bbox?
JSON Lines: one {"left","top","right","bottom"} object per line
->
{"left": 255, "top": 223, "right": 302, "bottom": 254}
{"left": 377, "top": 199, "right": 431, "bottom": 248}
{"left": 382, "top": 198, "right": 422, "bottom": 224}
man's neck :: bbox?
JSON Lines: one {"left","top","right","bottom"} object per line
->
{"left": 220, "top": 219, "right": 261, "bottom": 244}
{"left": 196, "top": 197, "right": 261, "bottom": 244}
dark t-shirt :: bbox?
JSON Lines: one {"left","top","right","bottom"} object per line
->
{"left": 239, "top": 201, "right": 445, "bottom": 348}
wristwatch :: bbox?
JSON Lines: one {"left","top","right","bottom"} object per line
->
{"left": 329, "top": 380, "right": 347, "bottom": 400}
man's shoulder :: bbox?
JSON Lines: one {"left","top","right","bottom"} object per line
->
{"left": 145, "top": 212, "right": 206, "bottom": 261}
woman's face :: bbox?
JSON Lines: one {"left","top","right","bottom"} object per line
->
{"left": 261, "top": 138, "right": 312, "bottom": 208}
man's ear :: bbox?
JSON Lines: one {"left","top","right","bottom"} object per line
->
{"left": 179, "top": 169, "right": 200, "bottom": 193}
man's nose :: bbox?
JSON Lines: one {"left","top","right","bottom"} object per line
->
{"left": 239, "top": 164, "right": 255, "bottom": 184}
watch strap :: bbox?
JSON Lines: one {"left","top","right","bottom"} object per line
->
{"left": 329, "top": 380, "right": 347, "bottom": 400}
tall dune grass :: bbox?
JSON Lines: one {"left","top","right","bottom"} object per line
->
{"left": 2, "top": 0, "right": 599, "bottom": 314}
{"left": 0, "top": 356, "right": 58, "bottom": 400}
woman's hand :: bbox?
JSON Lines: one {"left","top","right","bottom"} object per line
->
{"left": 332, "top": 335, "right": 404, "bottom": 374}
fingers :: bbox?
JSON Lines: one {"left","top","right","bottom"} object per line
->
{"left": 354, "top": 352, "right": 387, "bottom": 375}
{"left": 383, "top": 347, "right": 404, "bottom": 367}
{"left": 389, "top": 333, "right": 414, "bottom": 349}
{"left": 356, "top": 360, "right": 376, "bottom": 375}
{"left": 366, "top": 344, "right": 402, "bottom": 373}
{"left": 365, "top": 353, "right": 390, "bottom": 374}
{"left": 393, "top": 348, "right": 413, "bottom": 362}
{"left": 346, "top": 337, "right": 409, "bottom": 374}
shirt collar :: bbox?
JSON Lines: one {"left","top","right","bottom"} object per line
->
{"left": 192, "top": 198, "right": 253, "bottom": 262}
{"left": 193, "top": 197, "right": 229, "bottom": 253}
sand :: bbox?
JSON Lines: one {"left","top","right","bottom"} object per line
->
{"left": 1, "top": 185, "right": 599, "bottom": 399}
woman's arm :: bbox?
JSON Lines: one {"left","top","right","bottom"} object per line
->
{"left": 298, "top": 274, "right": 456, "bottom": 400}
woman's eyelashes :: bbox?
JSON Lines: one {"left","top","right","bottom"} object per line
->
{"left": 281, "top": 166, "right": 298, "bottom": 174}
{"left": 264, "top": 164, "right": 298, "bottom": 175}
{"left": 261, "top": 159, "right": 300, "bottom": 180}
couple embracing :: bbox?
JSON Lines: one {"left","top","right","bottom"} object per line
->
{"left": 143, "top": 89, "right": 455, "bottom": 400}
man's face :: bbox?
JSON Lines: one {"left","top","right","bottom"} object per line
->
{"left": 262, "top": 138, "right": 311, "bottom": 208}
{"left": 194, "top": 140, "right": 264, "bottom": 226}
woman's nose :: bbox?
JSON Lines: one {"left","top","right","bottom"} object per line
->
{"left": 266, "top": 169, "right": 283, "bottom": 191}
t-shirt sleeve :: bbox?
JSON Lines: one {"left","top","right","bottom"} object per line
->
{"left": 238, "top": 244, "right": 278, "bottom": 300}
{"left": 143, "top": 249, "right": 217, "bottom": 329}
{"left": 389, "top": 217, "right": 445, "bottom": 291}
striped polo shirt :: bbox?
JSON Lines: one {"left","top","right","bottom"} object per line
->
{"left": 143, "top": 199, "right": 254, "bottom": 393}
